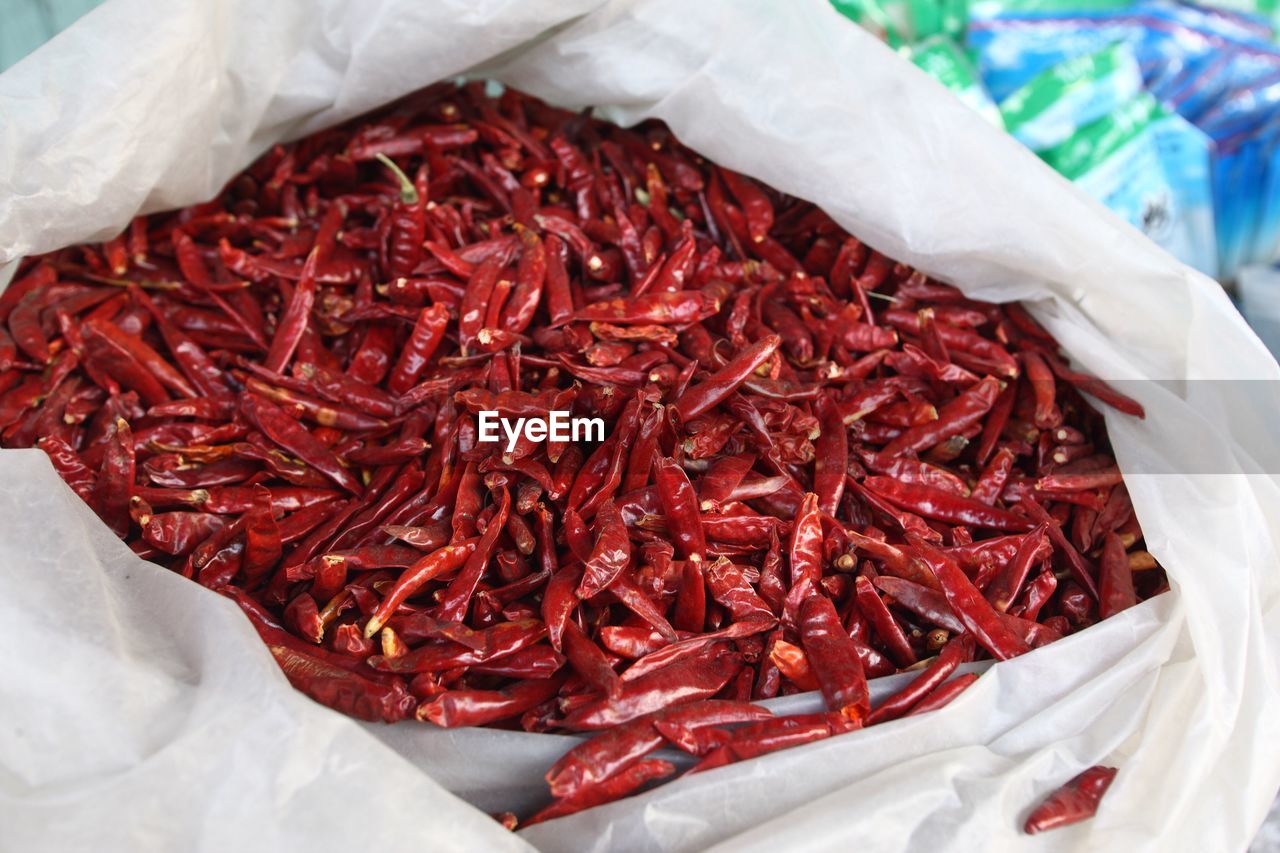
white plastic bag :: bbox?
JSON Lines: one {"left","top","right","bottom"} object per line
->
{"left": 3, "top": 1, "right": 1280, "bottom": 850}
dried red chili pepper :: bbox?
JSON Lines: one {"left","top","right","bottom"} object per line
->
{"left": 240, "top": 394, "right": 362, "bottom": 495}
{"left": 799, "top": 594, "right": 870, "bottom": 724}
{"left": 904, "top": 672, "right": 980, "bottom": 716}
{"left": 527, "top": 758, "right": 675, "bottom": 826}
{"left": 673, "top": 334, "right": 780, "bottom": 422}
{"left": 575, "top": 500, "right": 631, "bottom": 599}
{"left": 906, "top": 534, "right": 1030, "bottom": 661}
{"left": 654, "top": 456, "right": 706, "bottom": 561}
{"left": 1023, "top": 766, "right": 1119, "bottom": 834}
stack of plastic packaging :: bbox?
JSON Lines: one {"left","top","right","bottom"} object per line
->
{"left": 833, "top": 0, "right": 1280, "bottom": 286}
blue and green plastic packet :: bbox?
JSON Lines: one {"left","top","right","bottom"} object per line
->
{"left": 967, "top": 2, "right": 1276, "bottom": 100}
{"left": 998, "top": 41, "right": 1144, "bottom": 149}
{"left": 1040, "top": 92, "right": 1218, "bottom": 276}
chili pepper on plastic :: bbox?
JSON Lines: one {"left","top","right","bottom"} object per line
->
{"left": 1023, "top": 766, "right": 1119, "bottom": 834}
{"left": 561, "top": 645, "right": 742, "bottom": 730}
{"left": 528, "top": 758, "right": 675, "bottom": 826}
{"left": 866, "top": 634, "right": 970, "bottom": 725}
{"left": 904, "top": 672, "right": 980, "bottom": 717}
{"left": 418, "top": 673, "right": 567, "bottom": 728}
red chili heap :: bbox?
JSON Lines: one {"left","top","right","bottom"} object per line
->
{"left": 4, "top": 81, "right": 1159, "bottom": 828}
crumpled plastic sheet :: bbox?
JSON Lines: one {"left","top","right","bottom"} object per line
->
{"left": 2, "top": 1, "right": 1279, "bottom": 851}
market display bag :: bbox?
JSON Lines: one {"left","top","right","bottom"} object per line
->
{"left": 3, "top": 0, "right": 1280, "bottom": 850}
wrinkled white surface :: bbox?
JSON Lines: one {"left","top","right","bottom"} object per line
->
{"left": 3, "top": 0, "right": 1280, "bottom": 851}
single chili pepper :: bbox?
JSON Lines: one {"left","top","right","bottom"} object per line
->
{"left": 1021, "top": 349, "right": 1060, "bottom": 429}
{"left": 239, "top": 485, "right": 282, "bottom": 586}
{"left": 672, "top": 559, "right": 707, "bottom": 633}
{"left": 702, "top": 557, "right": 774, "bottom": 624}
{"left": 1041, "top": 351, "right": 1144, "bottom": 418}
{"left": 788, "top": 492, "right": 823, "bottom": 589}
{"left": 873, "top": 575, "right": 962, "bottom": 635}
{"left": 973, "top": 378, "right": 1015, "bottom": 467}
{"left": 983, "top": 525, "right": 1048, "bottom": 612}
{"left": 1037, "top": 469, "right": 1124, "bottom": 493}
{"left": 673, "top": 335, "right": 780, "bottom": 422}
{"left": 418, "top": 673, "right": 567, "bottom": 727}
{"left": 812, "top": 401, "right": 849, "bottom": 517}
{"left": 970, "top": 446, "right": 1015, "bottom": 506}
{"left": 1019, "top": 568, "right": 1058, "bottom": 622}
{"left": 527, "top": 758, "right": 675, "bottom": 826}
{"left": 561, "top": 645, "right": 741, "bottom": 730}
{"left": 37, "top": 435, "right": 97, "bottom": 503}
{"left": 0, "top": 263, "right": 56, "bottom": 324}
{"left": 719, "top": 168, "right": 774, "bottom": 243}
{"left": 904, "top": 672, "right": 980, "bottom": 717}
{"left": 386, "top": 303, "right": 450, "bottom": 395}
{"left": 620, "top": 405, "right": 663, "bottom": 495}
{"left": 245, "top": 378, "right": 387, "bottom": 431}
{"left": 143, "top": 511, "right": 227, "bottom": 556}
{"left": 853, "top": 575, "right": 916, "bottom": 667}
{"left": 561, "top": 620, "right": 622, "bottom": 699}
{"left": 545, "top": 717, "right": 666, "bottom": 799}
{"left": 1023, "top": 766, "right": 1119, "bottom": 834}
{"left": 1020, "top": 496, "right": 1100, "bottom": 601}
{"left": 880, "top": 376, "right": 1002, "bottom": 458}
{"left": 362, "top": 540, "right": 476, "bottom": 636}
{"left": 654, "top": 456, "right": 706, "bottom": 560}
{"left": 457, "top": 256, "right": 502, "bottom": 355}
{"left": 862, "top": 475, "right": 1032, "bottom": 532}
{"left": 600, "top": 625, "right": 668, "bottom": 659}
{"left": 905, "top": 534, "right": 1030, "bottom": 661}
{"left": 866, "top": 634, "right": 970, "bottom": 725}
{"left": 543, "top": 566, "right": 582, "bottom": 653}
{"left": 240, "top": 394, "right": 362, "bottom": 494}
{"left": 263, "top": 250, "right": 318, "bottom": 374}
{"left": 690, "top": 713, "right": 848, "bottom": 774}
{"left": 497, "top": 226, "right": 546, "bottom": 334}
{"left": 80, "top": 320, "right": 170, "bottom": 406}
{"left": 91, "top": 418, "right": 135, "bottom": 537}
{"left": 845, "top": 476, "right": 940, "bottom": 544}
{"left": 799, "top": 594, "right": 869, "bottom": 724}
{"left": 9, "top": 284, "right": 86, "bottom": 364}
{"left": 1097, "top": 532, "right": 1137, "bottom": 619}
{"left": 575, "top": 500, "right": 631, "bottom": 599}
{"left": 859, "top": 451, "right": 968, "bottom": 496}
{"left": 375, "top": 154, "right": 426, "bottom": 279}
{"left": 370, "top": 618, "right": 545, "bottom": 674}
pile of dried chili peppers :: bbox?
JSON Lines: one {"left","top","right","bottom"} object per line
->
{"left": 2, "top": 80, "right": 1160, "bottom": 830}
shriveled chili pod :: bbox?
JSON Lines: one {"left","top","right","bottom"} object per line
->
{"left": 1023, "top": 766, "right": 1119, "bottom": 834}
